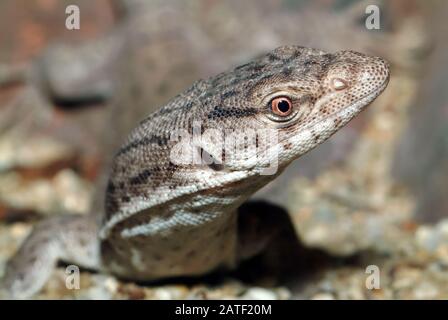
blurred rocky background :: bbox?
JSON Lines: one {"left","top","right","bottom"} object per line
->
{"left": 0, "top": 0, "right": 447, "bottom": 299}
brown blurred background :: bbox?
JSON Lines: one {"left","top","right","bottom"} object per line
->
{"left": 0, "top": 0, "right": 447, "bottom": 299}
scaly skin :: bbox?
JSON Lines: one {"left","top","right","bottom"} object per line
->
{"left": 1, "top": 45, "right": 389, "bottom": 299}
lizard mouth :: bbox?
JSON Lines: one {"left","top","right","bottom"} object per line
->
{"left": 345, "top": 75, "right": 388, "bottom": 109}
{"left": 342, "top": 74, "right": 389, "bottom": 115}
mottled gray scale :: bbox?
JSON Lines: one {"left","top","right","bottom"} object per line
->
{"left": 129, "top": 169, "right": 152, "bottom": 185}
{"left": 117, "top": 134, "right": 170, "bottom": 157}
{"left": 207, "top": 105, "right": 258, "bottom": 120}
{"left": 221, "top": 90, "right": 240, "bottom": 100}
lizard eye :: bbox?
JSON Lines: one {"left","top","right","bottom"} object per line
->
{"left": 270, "top": 97, "right": 293, "bottom": 117}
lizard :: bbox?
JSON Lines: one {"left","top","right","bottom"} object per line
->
{"left": 0, "top": 45, "right": 390, "bottom": 299}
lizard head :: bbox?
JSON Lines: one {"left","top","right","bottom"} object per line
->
{"left": 199, "top": 45, "right": 390, "bottom": 175}
{"left": 102, "top": 46, "right": 390, "bottom": 237}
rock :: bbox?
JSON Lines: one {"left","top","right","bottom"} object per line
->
{"left": 311, "top": 292, "right": 335, "bottom": 300}
{"left": 0, "top": 133, "right": 74, "bottom": 172}
{"left": 239, "top": 287, "right": 279, "bottom": 300}
{"left": 0, "top": 169, "right": 92, "bottom": 217}
{"left": 416, "top": 226, "right": 440, "bottom": 252}
{"left": 412, "top": 282, "right": 439, "bottom": 299}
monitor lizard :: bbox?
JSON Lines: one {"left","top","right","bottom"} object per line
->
{"left": 0, "top": 45, "right": 390, "bottom": 299}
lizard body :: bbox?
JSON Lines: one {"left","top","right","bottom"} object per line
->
{"left": 1, "top": 45, "right": 389, "bottom": 298}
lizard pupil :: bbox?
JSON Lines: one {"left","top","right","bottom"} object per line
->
{"left": 271, "top": 96, "right": 292, "bottom": 116}
{"left": 278, "top": 100, "right": 290, "bottom": 113}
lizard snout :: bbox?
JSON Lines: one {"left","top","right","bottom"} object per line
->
{"left": 333, "top": 50, "right": 390, "bottom": 91}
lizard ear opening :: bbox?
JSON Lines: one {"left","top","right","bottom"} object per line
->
{"left": 197, "top": 147, "right": 224, "bottom": 171}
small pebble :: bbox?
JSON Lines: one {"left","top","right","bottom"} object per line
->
{"left": 311, "top": 293, "right": 335, "bottom": 300}
{"left": 240, "top": 287, "right": 278, "bottom": 300}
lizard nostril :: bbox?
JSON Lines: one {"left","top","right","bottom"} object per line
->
{"left": 330, "top": 78, "right": 348, "bottom": 91}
